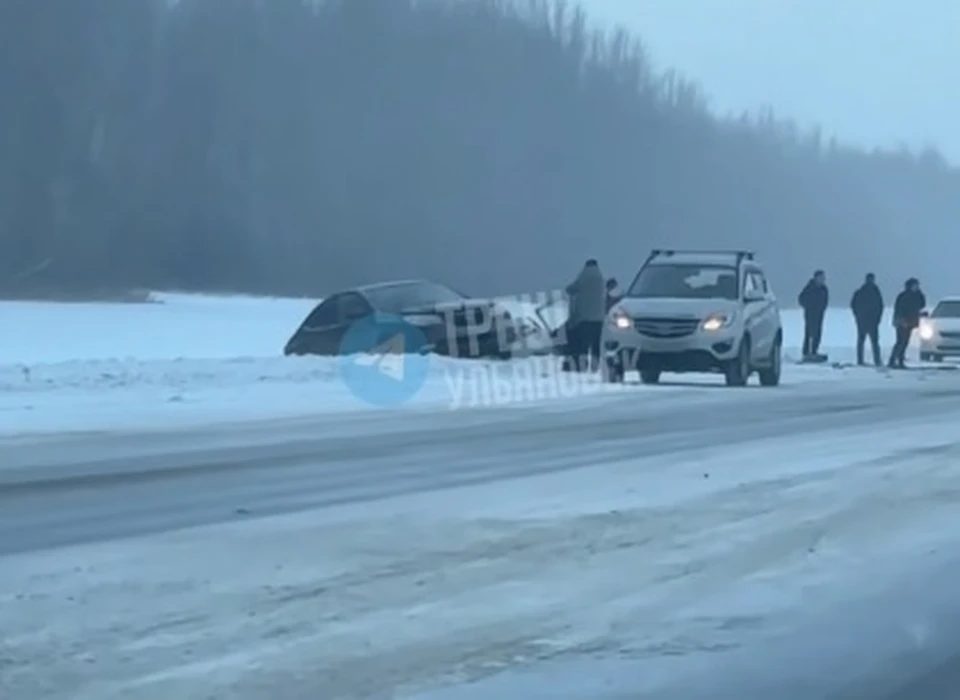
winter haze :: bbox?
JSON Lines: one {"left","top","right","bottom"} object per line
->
{"left": 583, "top": 0, "right": 960, "bottom": 161}
{"left": 0, "top": 0, "right": 957, "bottom": 302}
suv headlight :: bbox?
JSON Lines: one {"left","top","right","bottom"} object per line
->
{"left": 918, "top": 319, "right": 935, "bottom": 340}
{"left": 609, "top": 308, "right": 632, "bottom": 329}
{"left": 701, "top": 312, "right": 735, "bottom": 331}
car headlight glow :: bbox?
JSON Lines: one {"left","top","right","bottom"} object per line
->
{"left": 610, "top": 309, "right": 632, "bottom": 329}
{"left": 701, "top": 313, "right": 733, "bottom": 331}
{"left": 918, "top": 320, "right": 935, "bottom": 340}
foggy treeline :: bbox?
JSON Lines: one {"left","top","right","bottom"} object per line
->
{"left": 1, "top": 0, "right": 957, "bottom": 301}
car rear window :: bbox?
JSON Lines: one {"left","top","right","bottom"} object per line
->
{"left": 365, "top": 282, "right": 464, "bottom": 313}
{"left": 626, "top": 264, "right": 738, "bottom": 300}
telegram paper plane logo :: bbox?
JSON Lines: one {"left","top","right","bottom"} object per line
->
{"left": 352, "top": 331, "right": 406, "bottom": 382}
{"left": 339, "top": 314, "right": 430, "bottom": 406}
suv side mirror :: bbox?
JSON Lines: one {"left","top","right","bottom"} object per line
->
{"left": 920, "top": 310, "right": 929, "bottom": 317}
{"left": 744, "top": 288, "right": 764, "bottom": 302}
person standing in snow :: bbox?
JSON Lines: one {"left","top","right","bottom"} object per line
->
{"left": 565, "top": 259, "right": 606, "bottom": 371}
{"left": 605, "top": 277, "right": 622, "bottom": 312}
{"left": 888, "top": 277, "right": 926, "bottom": 369}
{"left": 798, "top": 270, "right": 829, "bottom": 358}
{"left": 850, "top": 272, "right": 884, "bottom": 366}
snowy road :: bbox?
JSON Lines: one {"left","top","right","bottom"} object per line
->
{"left": 4, "top": 374, "right": 960, "bottom": 699}
{"left": 3, "top": 378, "right": 959, "bottom": 555}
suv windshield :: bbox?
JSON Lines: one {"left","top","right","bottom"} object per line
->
{"left": 932, "top": 301, "right": 960, "bottom": 317}
{"left": 365, "top": 282, "right": 465, "bottom": 313}
{"left": 627, "top": 264, "right": 738, "bottom": 300}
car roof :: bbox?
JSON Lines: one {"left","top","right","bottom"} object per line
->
{"left": 353, "top": 279, "right": 433, "bottom": 294}
{"left": 937, "top": 296, "right": 960, "bottom": 302}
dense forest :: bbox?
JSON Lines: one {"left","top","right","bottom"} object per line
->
{"left": 1, "top": 0, "right": 957, "bottom": 301}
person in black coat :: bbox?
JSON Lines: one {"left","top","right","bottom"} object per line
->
{"left": 605, "top": 277, "right": 622, "bottom": 312}
{"left": 850, "top": 272, "right": 884, "bottom": 365}
{"left": 798, "top": 270, "right": 829, "bottom": 357}
{"left": 888, "top": 277, "right": 926, "bottom": 369}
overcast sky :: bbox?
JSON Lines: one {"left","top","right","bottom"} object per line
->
{"left": 582, "top": 0, "right": 959, "bottom": 163}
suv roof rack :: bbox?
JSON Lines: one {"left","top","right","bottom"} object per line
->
{"left": 645, "top": 249, "right": 755, "bottom": 265}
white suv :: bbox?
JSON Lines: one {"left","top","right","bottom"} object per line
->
{"left": 602, "top": 249, "right": 783, "bottom": 386}
{"left": 918, "top": 297, "right": 960, "bottom": 361}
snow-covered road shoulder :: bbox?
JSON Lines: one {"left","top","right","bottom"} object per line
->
{"left": 3, "top": 351, "right": 954, "bottom": 436}
{"left": 3, "top": 292, "right": 954, "bottom": 436}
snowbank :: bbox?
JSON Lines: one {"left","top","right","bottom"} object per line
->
{"left": 1, "top": 292, "right": 316, "bottom": 363}
{"left": 0, "top": 290, "right": 904, "bottom": 364}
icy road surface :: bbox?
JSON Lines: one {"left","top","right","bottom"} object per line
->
{"left": 3, "top": 374, "right": 960, "bottom": 699}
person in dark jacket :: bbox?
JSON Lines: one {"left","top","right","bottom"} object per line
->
{"left": 564, "top": 259, "right": 606, "bottom": 371}
{"left": 605, "top": 278, "right": 622, "bottom": 312}
{"left": 798, "top": 270, "right": 829, "bottom": 358}
{"left": 850, "top": 272, "right": 884, "bottom": 365}
{"left": 888, "top": 277, "right": 926, "bottom": 369}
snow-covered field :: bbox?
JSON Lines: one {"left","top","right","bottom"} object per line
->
{"left": 0, "top": 292, "right": 940, "bottom": 436}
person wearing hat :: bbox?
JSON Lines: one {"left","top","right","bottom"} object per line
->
{"left": 888, "top": 277, "right": 926, "bottom": 369}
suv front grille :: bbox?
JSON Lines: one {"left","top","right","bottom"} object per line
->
{"left": 633, "top": 317, "right": 700, "bottom": 338}
{"left": 939, "top": 330, "right": 960, "bottom": 339}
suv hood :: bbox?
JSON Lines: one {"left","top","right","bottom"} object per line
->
{"left": 931, "top": 317, "right": 960, "bottom": 331}
{"left": 615, "top": 296, "right": 740, "bottom": 318}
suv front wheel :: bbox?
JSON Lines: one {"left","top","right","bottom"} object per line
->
{"left": 725, "top": 336, "right": 751, "bottom": 387}
{"left": 758, "top": 337, "right": 782, "bottom": 386}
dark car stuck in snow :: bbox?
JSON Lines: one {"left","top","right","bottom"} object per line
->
{"left": 283, "top": 279, "right": 520, "bottom": 359}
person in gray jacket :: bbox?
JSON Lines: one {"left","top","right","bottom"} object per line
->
{"left": 565, "top": 259, "right": 607, "bottom": 370}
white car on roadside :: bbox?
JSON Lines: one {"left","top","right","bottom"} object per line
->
{"left": 918, "top": 297, "right": 960, "bottom": 361}
{"left": 602, "top": 249, "right": 783, "bottom": 386}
